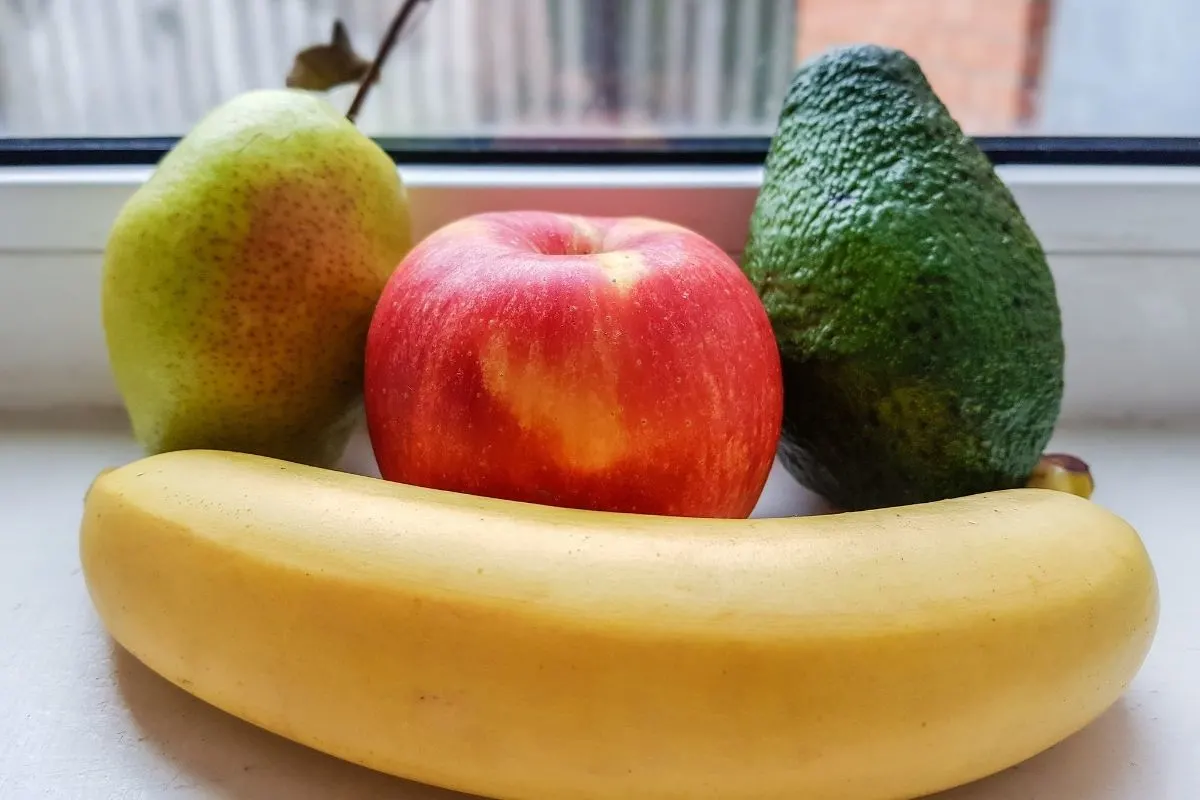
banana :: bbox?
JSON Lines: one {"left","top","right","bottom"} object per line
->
{"left": 80, "top": 449, "right": 1158, "bottom": 800}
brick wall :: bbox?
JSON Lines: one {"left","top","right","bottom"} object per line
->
{"left": 795, "top": 0, "right": 1052, "bottom": 133}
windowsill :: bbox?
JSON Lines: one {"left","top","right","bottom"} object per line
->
{"left": 1, "top": 412, "right": 1196, "bottom": 798}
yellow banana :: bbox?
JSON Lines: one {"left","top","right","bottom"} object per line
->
{"left": 80, "top": 449, "right": 1158, "bottom": 800}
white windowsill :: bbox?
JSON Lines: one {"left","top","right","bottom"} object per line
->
{"left": 1, "top": 415, "right": 1196, "bottom": 799}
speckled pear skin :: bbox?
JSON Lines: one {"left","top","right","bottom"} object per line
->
{"left": 102, "top": 89, "right": 412, "bottom": 468}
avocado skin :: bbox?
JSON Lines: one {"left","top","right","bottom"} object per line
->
{"left": 742, "top": 44, "right": 1064, "bottom": 511}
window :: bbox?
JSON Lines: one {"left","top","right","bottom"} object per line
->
{"left": 2, "top": 0, "right": 1199, "bottom": 142}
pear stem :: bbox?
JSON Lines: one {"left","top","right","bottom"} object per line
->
{"left": 346, "top": 0, "right": 431, "bottom": 124}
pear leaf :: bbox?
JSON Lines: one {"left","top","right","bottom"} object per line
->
{"left": 286, "top": 20, "right": 373, "bottom": 92}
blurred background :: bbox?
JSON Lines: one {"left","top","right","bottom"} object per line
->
{"left": 0, "top": 0, "right": 1193, "bottom": 139}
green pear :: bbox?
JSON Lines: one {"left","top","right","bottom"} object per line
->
{"left": 102, "top": 89, "right": 412, "bottom": 468}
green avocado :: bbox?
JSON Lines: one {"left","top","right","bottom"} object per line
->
{"left": 742, "top": 44, "right": 1064, "bottom": 511}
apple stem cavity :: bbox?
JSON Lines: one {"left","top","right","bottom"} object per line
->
{"left": 346, "top": 0, "right": 434, "bottom": 124}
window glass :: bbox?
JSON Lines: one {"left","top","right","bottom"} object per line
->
{"left": 0, "top": 0, "right": 1190, "bottom": 140}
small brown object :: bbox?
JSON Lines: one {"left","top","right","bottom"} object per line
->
{"left": 286, "top": 20, "right": 372, "bottom": 92}
{"left": 1026, "top": 453, "right": 1095, "bottom": 499}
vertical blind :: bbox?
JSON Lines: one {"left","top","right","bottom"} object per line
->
{"left": 0, "top": 0, "right": 798, "bottom": 138}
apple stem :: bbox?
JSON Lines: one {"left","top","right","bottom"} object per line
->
{"left": 346, "top": 0, "right": 433, "bottom": 124}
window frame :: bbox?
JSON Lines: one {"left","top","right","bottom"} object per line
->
{"left": 1, "top": 139, "right": 1199, "bottom": 423}
{"left": 4, "top": 141, "right": 1200, "bottom": 254}
{"left": 3, "top": 136, "right": 1200, "bottom": 167}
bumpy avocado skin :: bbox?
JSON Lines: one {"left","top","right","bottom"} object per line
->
{"left": 742, "top": 44, "right": 1064, "bottom": 511}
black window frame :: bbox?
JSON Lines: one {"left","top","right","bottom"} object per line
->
{"left": 3, "top": 136, "right": 1200, "bottom": 168}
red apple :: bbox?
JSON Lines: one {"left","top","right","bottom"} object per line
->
{"left": 363, "top": 211, "right": 782, "bottom": 518}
